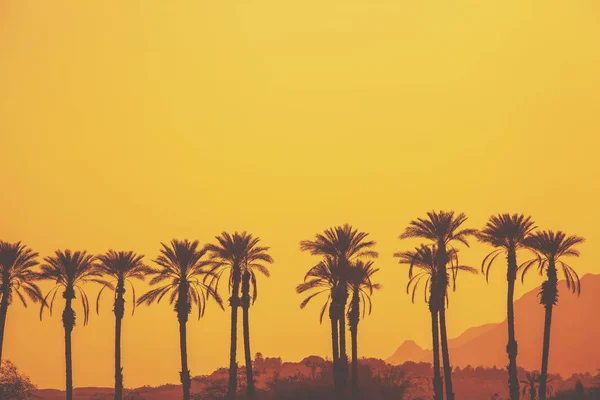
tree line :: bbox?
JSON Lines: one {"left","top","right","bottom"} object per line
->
{"left": 0, "top": 211, "right": 585, "bottom": 400}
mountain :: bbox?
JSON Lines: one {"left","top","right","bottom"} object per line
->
{"left": 387, "top": 273, "right": 600, "bottom": 377}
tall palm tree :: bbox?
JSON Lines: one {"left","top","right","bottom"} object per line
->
{"left": 300, "top": 224, "right": 378, "bottom": 393}
{"left": 137, "top": 240, "right": 223, "bottom": 400}
{"left": 477, "top": 213, "right": 536, "bottom": 400}
{"left": 239, "top": 238, "right": 273, "bottom": 399}
{"left": 204, "top": 231, "right": 262, "bottom": 400}
{"left": 96, "top": 250, "right": 151, "bottom": 400}
{"left": 400, "top": 211, "right": 476, "bottom": 400}
{"left": 521, "top": 230, "right": 584, "bottom": 400}
{"left": 395, "top": 244, "right": 476, "bottom": 400}
{"left": 0, "top": 241, "right": 42, "bottom": 363}
{"left": 39, "top": 250, "right": 106, "bottom": 400}
{"left": 296, "top": 256, "right": 341, "bottom": 396}
{"left": 347, "top": 260, "right": 381, "bottom": 399}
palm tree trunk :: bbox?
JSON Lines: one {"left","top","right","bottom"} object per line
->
{"left": 539, "top": 265, "right": 557, "bottom": 400}
{"left": 439, "top": 306, "right": 454, "bottom": 400}
{"left": 349, "top": 290, "right": 360, "bottom": 400}
{"left": 227, "top": 268, "right": 242, "bottom": 400}
{"left": 506, "top": 249, "right": 520, "bottom": 400}
{"left": 114, "top": 315, "right": 123, "bottom": 400}
{"left": 338, "top": 288, "right": 349, "bottom": 392}
{"left": 179, "top": 318, "right": 191, "bottom": 400}
{"left": 114, "top": 287, "right": 125, "bottom": 400}
{"left": 241, "top": 271, "right": 255, "bottom": 398}
{"left": 0, "top": 287, "right": 10, "bottom": 363}
{"left": 63, "top": 296, "right": 75, "bottom": 400}
{"left": 430, "top": 308, "right": 443, "bottom": 400}
{"left": 330, "top": 304, "right": 340, "bottom": 399}
{"left": 538, "top": 302, "right": 553, "bottom": 400}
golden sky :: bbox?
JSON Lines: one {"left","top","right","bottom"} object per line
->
{"left": 1, "top": 0, "right": 599, "bottom": 390}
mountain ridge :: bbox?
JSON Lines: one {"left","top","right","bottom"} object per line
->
{"left": 387, "top": 273, "right": 600, "bottom": 376}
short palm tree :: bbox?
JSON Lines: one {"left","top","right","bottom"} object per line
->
{"left": 300, "top": 224, "right": 378, "bottom": 394}
{"left": 395, "top": 244, "right": 476, "bottom": 400}
{"left": 296, "top": 256, "right": 341, "bottom": 394}
{"left": 39, "top": 250, "right": 106, "bottom": 400}
{"left": 137, "top": 240, "right": 223, "bottom": 400}
{"left": 477, "top": 213, "right": 536, "bottom": 400}
{"left": 239, "top": 237, "right": 273, "bottom": 399}
{"left": 520, "top": 371, "right": 554, "bottom": 400}
{"left": 400, "top": 211, "right": 476, "bottom": 400}
{"left": 204, "top": 232, "right": 259, "bottom": 400}
{"left": 0, "top": 241, "right": 42, "bottom": 363}
{"left": 347, "top": 260, "right": 381, "bottom": 399}
{"left": 521, "top": 230, "right": 584, "bottom": 400}
{"left": 520, "top": 371, "right": 540, "bottom": 400}
{"left": 96, "top": 250, "right": 151, "bottom": 400}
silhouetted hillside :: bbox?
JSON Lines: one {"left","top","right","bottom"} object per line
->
{"left": 387, "top": 274, "right": 600, "bottom": 377}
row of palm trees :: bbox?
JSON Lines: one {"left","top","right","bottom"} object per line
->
{"left": 0, "top": 232, "right": 273, "bottom": 400}
{"left": 0, "top": 211, "right": 585, "bottom": 400}
{"left": 296, "top": 212, "right": 584, "bottom": 400}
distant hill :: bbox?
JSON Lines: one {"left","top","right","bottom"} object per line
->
{"left": 387, "top": 273, "right": 600, "bottom": 377}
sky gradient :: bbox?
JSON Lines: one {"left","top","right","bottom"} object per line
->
{"left": 1, "top": 0, "right": 599, "bottom": 390}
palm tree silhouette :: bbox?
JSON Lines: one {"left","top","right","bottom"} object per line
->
{"left": 39, "top": 250, "right": 106, "bottom": 400}
{"left": 300, "top": 224, "right": 378, "bottom": 395}
{"left": 520, "top": 371, "right": 554, "bottom": 400}
{"left": 204, "top": 231, "right": 261, "bottom": 400}
{"left": 477, "top": 214, "right": 536, "bottom": 400}
{"left": 400, "top": 211, "right": 476, "bottom": 400}
{"left": 137, "top": 240, "right": 223, "bottom": 400}
{"left": 347, "top": 260, "right": 381, "bottom": 399}
{"left": 296, "top": 256, "right": 341, "bottom": 395}
{"left": 0, "top": 241, "right": 42, "bottom": 363}
{"left": 239, "top": 239, "right": 273, "bottom": 399}
{"left": 96, "top": 250, "right": 151, "bottom": 400}
{"left": 395, "top": 244, "right": 476, "bottom": 400}
{"left": 520, "top": 371, "right": 540, "bottom": 400}
{"left": 521, "top": 230, "right": 584, "bottom": 400}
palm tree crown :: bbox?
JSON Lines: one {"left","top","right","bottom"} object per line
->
{"left": 39, "top": 250, "right": 105, "bottom": 324}
{"left": 138, "top": 240, "right": 223, "bottom": 318}
{"left": 477, "top": 213, "right": 536, "bottom": 281}
{"left": 347, "top": 260, "right": 381, "bottom": 318}
{"left": 296, "top": 256, "right": 340, "bottom": 323}
{"left": 96, "top": 250, "right": 151, "bottom": 315}
{"left": 521, "top": 230, "right": 584, "bottom": 296}
{"left": 395, "top": 245, "right": 475, "bottom": 304}
{"left": 0, "top": 241, "right": 42, "bottom": 307}
{"left": 400, "top": 210, "right": 476, "bottom": 246}
{"left": 300, "top": 224, "right": 378, "bottom": 263}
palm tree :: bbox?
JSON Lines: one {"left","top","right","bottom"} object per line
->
{"left": 296, "top": 256, "right": 341, "bottom": 396}
{"left": 520, "top": 371, "right": 540, "bottom": 400}
{"left": 238, "top": 237, "right": 273, "bottom": 399}
{"left": 39, "top": 250, "right": 106, "bottom": 400}
{"left": 521, "top": 230, "right": 584, "bottom": 400}
{"left": 347, "top": 260, "right": 381, "bottom": 399}
{"left": 396, "top": 244, "right": 442, "bottom": 400}
{"left": 300, "top": 224, "right": 378, "bottom": 394}
{"left": 400, "top": 211, "right": 476, "bottom": 400}
{"left": 477, "top": 213, "right": 536, "bottom": 400}
{"left": 204, "top": 231, "right": 261, "bottom": 400}
{"left": 520, "top": 371, "right": 554, "bottom": 400}
{"left": 395, "top": 244, "right": 476, "bottom": 400}
{"left": 0, "top": 241, "right": 42, "bottom": 363}
{"left": 96, "top": 250, "right": 151, "bottom": 400}
{"left": 137, "top": 240, "right": 223, "bottom": 400}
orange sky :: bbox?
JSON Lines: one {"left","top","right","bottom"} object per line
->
{"left": 1, "top": 0, "right": 599, "bottom": 390}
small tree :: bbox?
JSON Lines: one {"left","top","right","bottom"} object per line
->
{"left": 0, "top": 360, "right": 36, "bottom": 399}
